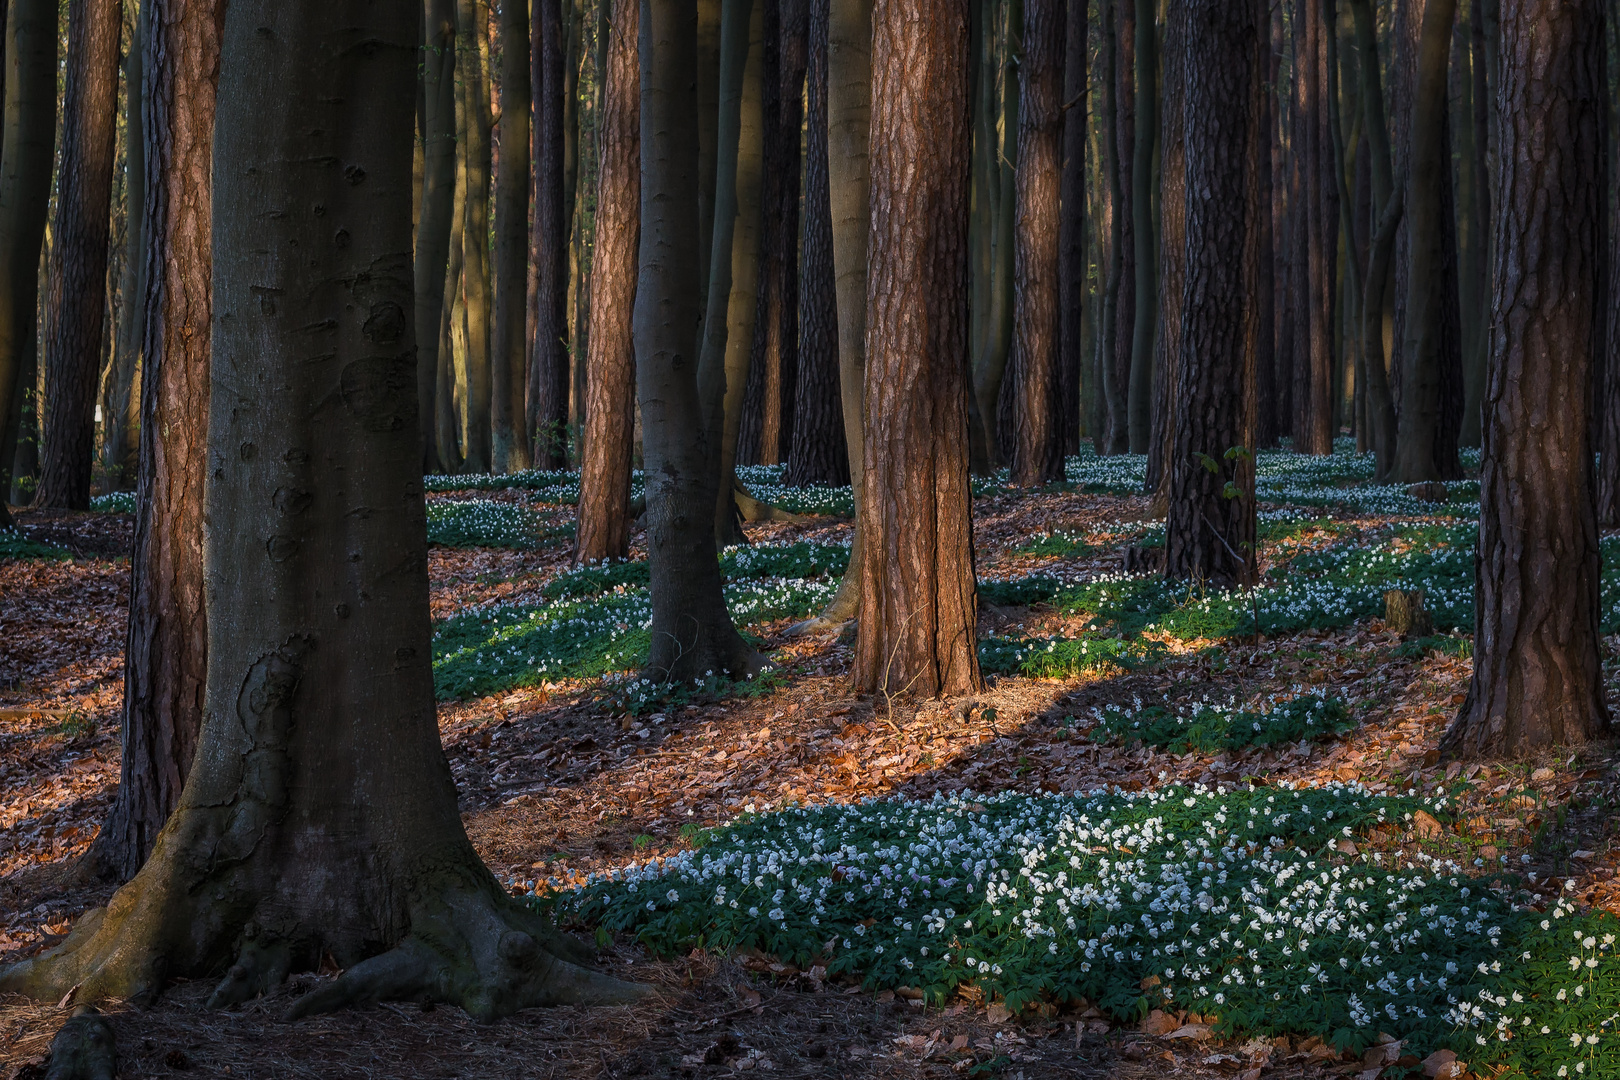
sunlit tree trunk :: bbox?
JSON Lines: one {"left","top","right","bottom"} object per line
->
{"left": 852, "top": 0, "right": 980, "bottom": 698}
{"left": 1442, "top": 0, "right": 1610, "bottom": 758}
{"left": 456, "top": 0, "right": 493, "bottom": 472}
{"left": 417, "top": 0, "right": 458, "bottom": 475}
{"left": 101, "top": 0, "right": 147, "bottom": 492}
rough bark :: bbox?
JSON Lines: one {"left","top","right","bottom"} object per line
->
{"left": 491, "top": 0, "right": 531, "bottom": 472}
{"left": 1250, "top": 11, "right": 1277, "bottom": 452}
{"left": 1302, "top": 0, "right": 1335, "bottom": 455}
{"left": 456, "top": 0, "right": 494, "bottom": 472}
{"left": 529, "top": 0, "right": 570, "bottom": 469}
{"left": 575, "top": 0, "right": 639, "bottom": 564}
{"left": 1164, "top": 0, "right": 1259, "bottom": 587}
{"left": 88, "top": 0, "right": 220, "bottom": 885}
{"left": 35, "top": 0, "right": 123, "bottom": 510}
{"left": 736, "top": 0, "right": 805, "bottom": 467}
{"left": 1124, "top": 0, "right": 1154, "bottom": 453}
{"left": 6, "top": 0, "right": 648, "bottom": 1016}
{"left": 0, "top": 0, "right": 56, "bottom": 526}
{"left": 1007, "top": 0, "right": 1064, "bottom": 487}
{"left": 636, "top": 0, "right": 763, "bottom": 680}
{"left": 100, "top": 1, "right": 146, "bottom": 492}
{"left": 1147, "top": 0, "right": 1184, "bottom": 502}
{"left": 782, "top": 0, "right": 848, "bottom": 488}
{"left": 1441, "top": 0, "right": 1610, "bottom": 759}
{"left": 417, "top": 0, "right": 458, "bottom": 475}
{"left": 1347, "top": 0, "right": 1397, "bottom": 476}
{"left": 852, "top": 0, "right": 980, "bottom": 698}
{"left": 1057, "top": 0, "right": 1085, "bottom": 456}
{"left": 970, "top": 0, "right": 1018, "bottom": 468}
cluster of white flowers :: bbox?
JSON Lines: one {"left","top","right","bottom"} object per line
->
{"left": 425, "top": 499, "right": 558, "bottom": 550}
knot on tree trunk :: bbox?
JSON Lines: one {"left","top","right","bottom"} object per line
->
{"left": 1384, "top": 589, "right": 1434, "bottom": 639}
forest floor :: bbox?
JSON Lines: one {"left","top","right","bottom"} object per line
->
{"left": 0, "top": 447, "right": 1617, "bottom": 1078}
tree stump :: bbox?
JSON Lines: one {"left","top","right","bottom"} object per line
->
{"left": 1123, "top": 544, "right": 1166, "bottom": 574}
{"left": 1384, "top": 589, "right": 1434, "bottom": 638}
{"left": 1405, "top": 482, "right": 1448, "bottom": 503}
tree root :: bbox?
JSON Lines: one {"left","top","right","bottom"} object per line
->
{"left": 733, "top": 482, "right": 813, "bottom": 524}
{"left": 43, "top": 1007, "right": 115, "bottom": 1080}
{"left": 283, "top": 885, "right": 652, "bottom": 1022}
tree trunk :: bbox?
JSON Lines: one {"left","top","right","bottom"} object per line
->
{"left": 1301, "top": 0, "right": 1335, "bottom": 455}
{"left": 1097, "top": 0, "right": 1127, "bottom": 454}
{"left": 1251, "top": 10, "right": 1277, "bottom": 451}
{"left": 1007, "top": 0, "right": 1064, "bottom": 487}
{"left": 699, "top": 0, "right": 765, "bottom": 543}
{"left": 697, "top": 0, "right": 722, "bottom": 313}
{"left": 417, "top": 0, "right": 458, "bottom": 475}
{"left": 88, "top": 0, "right": 219, "bottom": 884}
{"left": 102, "top": 0, "right": 149, "bottom": 495}
{"left": 528, "top": 0, "right": 570, "bottom": 469}
{"left": 1107, "top": 0, "right": 1134, "bottom": 455}
{"left": 0, "top": 0, "right": 55, "bottom": 527}
{"left": 783, "top": 0, "right": 848, "bottom": 488}
{"left": 1147, "top": 0, "right": 1184, "bottom": 503}
{"left": 1347, "top": 0, "right": 1397, "bottom": 476}
{"left": 6, "top": 0, "right": 646, "bottom": 1014}
{"left": 852, "top": 0, "right": 979, "bottom": 698}
{"left": 1124, "top": 0, "right": 1155, "bottom": 453}
{"left": 35, "top": 0, "right": 122, "bottom": 510}
{"left": 436, "top": 158, "right": 469, "bottom": 472}
{"left": 736, "top": 0, "right": 805, "bottom": 467}
{"left": 1392, "top": 0, "right": 1462, "bottom": 483}
{"left": 636, "top": 0, "right": 763, "bottom": 679}
{"left": 1057, "top": 0, "right": 1085, "bottom": 457}
{"left": 454, "top": 0, "right": 493, "bottom": 472}
{"left": 970, "top": 0, "right": 1018, "bottom": 467}
{"left": 1441, "top": 0, "right": 1610, "bottom": 759}
{"left": 575, "top": 0, "right": 640, "bottom": 563}
{"left": 491, "top": 0, "right": 531, "bottom": 472}
{"left": 1164, "top": 0, "right": 1259, "bottom": 587}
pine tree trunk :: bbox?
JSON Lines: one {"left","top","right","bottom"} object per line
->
{"left": 1124, "top": 0, "right": 1154, "bottom": 453}
{"left": 1008, "top": 0, "right": 1064, "bottom": 487}
{"left": 782, "top": 0, "right": 848, "bottom": 488}
{"left": 528, "top": 0, "right": 570, "bottom": 469}
{"left": 1147, "top": 0, "right": 1184, "bottom": 500}
{"left": 1165, "top": 0, "right": 1259, "bottom": 587}
{"left": 491, "top": 0, "right": 531, "bottom": 472}
{"left": 1057, "top": 0, "right": 1085, "bottom": 457}
{"left": 1098, "top": 0, "right": 1127, "bottom": 454}
{"left": 417, "top": 0, "right": 458, "bottom": 475}
{"left": 1252, "top": 17, "right": 1277, "bottom": 451}
{"left": 972, "top": 0, "right": 1018, "bottom": 467}
{"left": 89, "top": 0, "right": 219, "bottom": 884}
{"left": 575, "top": 0, "right": 640, "bottom": 564}
{"left": 1108, "top": 0, "right": 1134, "bottom": 455}
{"left": 1302, "top": 0, "right": 1335, "bottom": 455}
{"left": 1441, "top": 0, "right": 1610, "bottom": 758}
{"left": 102, "top": 0, "right": 148, "bottom": 494}
{"left": 36, "top": 0, "right": 122, "bottom": 510}
{"left": 0, "top": 0, "right": 55, "bottom": 527}
{"left": 853, "top": 0, "right": 979, "bottom": 697}
{"left": 6, "top": 1, "right": 646, "bottom": 1014}
{"left": 636, "top": 0, "right": 762, "bottom": 678}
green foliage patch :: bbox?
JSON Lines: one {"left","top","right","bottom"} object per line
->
{"left": 426, "top": 500, "right": 567, "bottom": 550}
{"left": 1088, "top": 693, "right": 1356, "bottom": 755}
{"left": 0, "top": 528, "right": 70, "bottom": 561}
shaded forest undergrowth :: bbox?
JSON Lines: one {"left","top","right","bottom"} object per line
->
{"left": 2, "top": 445, "right": 1620, "bottom": 1078}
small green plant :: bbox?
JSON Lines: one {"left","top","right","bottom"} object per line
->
{"left": 0, "top": 528, "right": 70, "bottom": 561}
{"left": 1088, "top": 692, "right": 1355, "bottom": 755}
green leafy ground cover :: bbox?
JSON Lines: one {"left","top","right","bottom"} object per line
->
{"left": 0, "top": 528, "right": 69, "bottom": 560}
{"left": 1088, "top": 692, "right": 1356, "bottom": 755}
{"left": 546, "top": 786, "right": 1620, "bottom": 1077}
{"left": 425, "top": 499, "right": 571, "bottom": 549}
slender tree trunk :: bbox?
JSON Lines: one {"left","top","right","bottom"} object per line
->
{"left": 454, "top": 0, "right": 493, "bottom": 471}
{"left": 1454, "top": 7, "right": 1486, "bottom": 449}
{"left": 1108, "top": 0, "right": 1134, "bottom": 454}
{"left": 736, "top": 0, "right": 805, "bottom": 467}
{"left": 1347, "top": 0, "right": 1396, "bottom": 475}
{"left": 527, "top": 0, "right": 569, "bottom": 468}
{"left": 1442, "top": 0, "right": 1609, "bottom": 758}
{"left": 972, "top": 0, "right": 1018, "bottom": 467}
{"left": 0, "top": 0, "right": 56, "bottom": 526}
{"left": 436, "top": 163, "right": 469, "bottom": 472}
{"left": 783, "top": 0, "right": 848, "bottom": 487}
{"left": 1303, "top": 0, "right": 1336, "bottom": 454}
{"left": 966, "top": 0, "right": 995, "bottom": 474}
{"left": 102, "top": 0, "right": 149, "bottom": 494}
{"left": 1165, "top": 0, "right": 1259, "bottom": 586}
{"left": 36, "top": 0, "right": 122, "bottom": 510}
{"left": 491, "top": 0, "right": 531, "bottom": 472}
{"left": 636, "top": 0, "right": 762, "bottom": 678}
{"left": 1057, "top": 0, "right": 1085, "bottom": 456}
{"left": 1393, "top": 0, "right": 1462, "bottom": 482}
{"left": 1008, "top": 0, "right": 1064, "bottom": 486}
{"left": 88, "top": 0, "right": 219, "bottom": 884}
{"left": 1251, "top": 14, "right": 1277, "bottom": 451}
{"left": 7, "top": 0, "right": 646, "bottom": 1014}
{"left": 1148, "top": 0, "right": 1184, "bottom": 502}
{"left": 1098, "top": 0, "right": 1127, "bottom": 453}
{"left": 417, "top": 0, "right": 458, "bottom": 475}
{"left": 853, "top": 0, "right": 980, "bottom": 698}
{"left": 1124, "top": 0, "right": 1155, "bottom": 452}
{"left": 697, "top": 0, "right": 722, "bottom": 312}
{"left": 576, "top": 0, "right": 639, "bottom": 563}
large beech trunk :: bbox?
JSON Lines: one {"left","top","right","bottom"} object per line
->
{"left": 1441, "top": 0, "right": 1611, "bottom": 759}
{"left": 417, "top": 0, "right": 458, "bottom": 475}
{"left": 1164, "top": 0, "right": 1259, "bottom": 587}
{"left": 0, "top": 0, "right": 55, "bottom": 526}
{"left": 1006, "top": 0, "right": 1063, "bottom": 488}
{"left": 529, "top": 0, "right": 570, "bottom": 469}
{"left": 36, "top": 0, "right": 122, "bottom": 510}
{"left": 88, "top": 0, "right": 219, "bottom": 884}
{"left": 782, "top": 0, "right": 848, "bottom": 488}
{"left": 852, "top": 0, "right": 981, "bottom": 698}
{"left": 6, "top": 0, "right": 643, "bottom": 1015}
{"left": 575, "top": 0, "right": 640, "bottom": 564}
{"left": 491, "top": 0, "right": 531, "bottom": 472}
{"left": 636, "top": 0, "right": 762, "bottom": 680}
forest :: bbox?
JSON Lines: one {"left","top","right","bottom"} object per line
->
{"left": 0, "top": 0, "right": 1616, "bottom": 1076}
